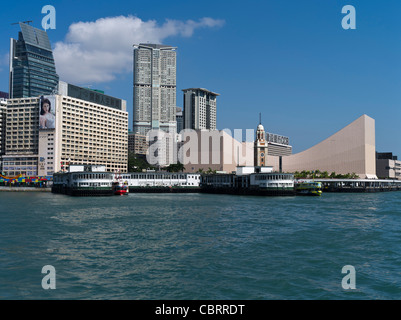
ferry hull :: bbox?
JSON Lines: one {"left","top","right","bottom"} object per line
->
{"left": 201, "top": 186, "right": 296, "bottom": 196}
{"left": 52, "top": 185, "right": 113, "bottom": 196}
{"left": 296, "top": 190, "right": 322, "bottom": 196}
{"left": 114, "top": 189, "right": 128, "bottom": 196}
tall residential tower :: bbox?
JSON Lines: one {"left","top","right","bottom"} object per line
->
{"left": 133, "top": 44, "right": 177, "bottom": 136}
{"left": 183, "top": 88, "right": 219, "bottom": 131}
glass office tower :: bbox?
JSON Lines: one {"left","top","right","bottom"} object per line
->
{"left": 9, "top": 22, "right": 59, "bottom": 98}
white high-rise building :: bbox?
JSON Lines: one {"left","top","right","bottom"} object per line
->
{"left": 3, "top": 95, "right": 128, "bottom": 177}
{"left": 133, "top": 44, "right": 177, "bottom": 136}
{"left": 0, "top": 98, "right": 7, "bottom": 172}
{"left": 183, "top": 88, "right": 219, "bottom": 131}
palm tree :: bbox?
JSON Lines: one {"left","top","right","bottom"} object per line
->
{"left": 351, "top": 172, "right": 359, "bottom": 179}
{"left": 321, "top": 171, "right": 329, "bottom": 178}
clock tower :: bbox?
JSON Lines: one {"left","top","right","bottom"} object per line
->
{"left": 254, "top": 121, "right": 268, "bottom": 167}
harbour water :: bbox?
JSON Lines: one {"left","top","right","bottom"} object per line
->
{"left": 1, "top": 191, "right": 401, "bottom": 300}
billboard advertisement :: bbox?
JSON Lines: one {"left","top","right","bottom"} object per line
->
{"left": 39, "top": 95, "right": 56, "bottom": 129}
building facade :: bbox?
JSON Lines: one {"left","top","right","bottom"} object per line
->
{"left": 9, "top": 22, "right": 59, "bottom": 99}
{"left": 128, "top": 132, "right": 147, "bottom": 155}
{"left": 266, "top": 114, "right": 377, "bottom": 179}
{"left": 0, "top": 99, "right": 6, "bottom": 173}
{"left": 133, "top": 43, "right": 177, "bottom": 136}
{"left": 376, "top": 152, "right": 401, "bottom": 180}
{"left": 178, "top": 115, "right": 378, "bottom": 179}
{"left": 177, "top": 129, "right": 254, "bottom": 173}
{"left": 3, "top": 95, "right": 128, "bottom": 177}
{"left": 176, "top": 107, "right": 183, "bottom": 133}
{"left": 0, "top": 91, "right": 8, "bottom": 99}
{"left": 183, "top": 88, "right": 219, "bottom": 131}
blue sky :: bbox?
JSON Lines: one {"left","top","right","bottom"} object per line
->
{"left": 0, "top": 0, "right": 400, "bottom": 155}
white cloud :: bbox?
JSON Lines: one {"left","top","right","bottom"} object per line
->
{"left": 53, "top": 15, "right": 224, "bottom": 84}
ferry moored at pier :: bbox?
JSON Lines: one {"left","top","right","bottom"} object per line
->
{"left": 201, "top": 166, "right": 296, "bottom": 196}
{"left": 295, "top": 181, "right": 322, "bottom": 196}
{"left": 52, "top": 164, "right": 401, "bottom": 197}
{"left": 52, "top": 165, "right": 114, "bottom": 196}
{"left": 52, "top": 165, "right": 202, "bottom": 196}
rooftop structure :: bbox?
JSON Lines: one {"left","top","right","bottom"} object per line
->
{"left": 58, "top": 81, "right": 126, "bottom": 111}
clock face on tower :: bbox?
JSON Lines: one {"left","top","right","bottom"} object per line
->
{"left": 260, "top": 152, "right": 264, "bottom": 157}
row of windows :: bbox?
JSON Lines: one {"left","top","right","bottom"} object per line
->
{"left": 128, "top": 174, "right": 199, "bottom": 180}
{"left": 71, "top": 173, "right": 111, "bottom": 180}
{"left": 254, "top": 174, "right": 293, "bottom": 181}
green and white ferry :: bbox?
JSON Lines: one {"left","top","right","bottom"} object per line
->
{"left": 295, "top": 181, "right": 323, "bottom": 196}
{"left": 52, "top": 165, "right": 114, "bottom": 196}
{"left": 201, "top": 166, "right": 296, "bottom": 196}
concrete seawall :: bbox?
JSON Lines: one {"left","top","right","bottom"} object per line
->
{"left": 0, "top": 187, "right": 51, "bottom": 192}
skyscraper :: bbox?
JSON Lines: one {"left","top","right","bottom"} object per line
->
{"left": 183, "top": 88, "right": 219, "bottom": 130}
{"left": 176, "top": 107, "right": 183, "bottom": 133}
{"left": 9, "top": 22, "right": 59, "bottom": 98}
{"left": 133, "top": 44, "right": 177, "bottom": 136}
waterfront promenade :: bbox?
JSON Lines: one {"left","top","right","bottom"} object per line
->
{"left": 0, "top": 186, "right": 51, "bottom": 192}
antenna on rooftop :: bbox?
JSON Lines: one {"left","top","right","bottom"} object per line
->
{"left": 11, "top": 20, "right": 33, "bottom": 25}
{"left": 259, "top": 113, "right": 262, "bottom": 125}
